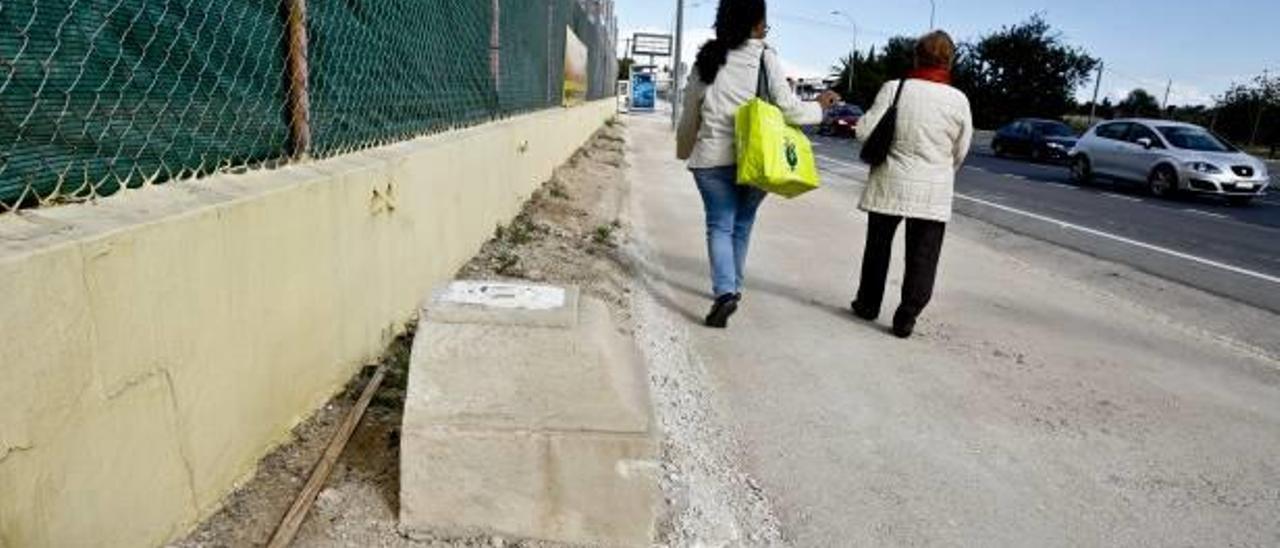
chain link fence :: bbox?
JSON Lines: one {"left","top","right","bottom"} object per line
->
{"left": 0, "top": 0, "right": 617, "bottom": 212}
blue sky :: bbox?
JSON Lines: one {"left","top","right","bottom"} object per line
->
{"left": 615, "top": 0, "right": 1280, "bottom": 105}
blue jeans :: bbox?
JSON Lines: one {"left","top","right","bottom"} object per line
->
{"left": 691, "top": 166, "right": 767, "bottom": 297}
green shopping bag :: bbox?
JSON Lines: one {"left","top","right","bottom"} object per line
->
{"left": 734, "top": 51, "right": 820, "bottom": 199}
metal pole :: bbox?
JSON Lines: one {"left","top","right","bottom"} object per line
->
{"left": 285, "top": 0, "right": 311, "bottom": 158}
{"left": 1162, "top": 79, "right": 1172, "bottom": 113}
{"left": 672, "top": 0, "right": 685, "bottom": 128}
{"left": 848, "top": 47, "right": 855, "bottom": 95}
{"left": 929, "top": 0, "right": 936, "bottom": 29}
{"left": 1088, "top": 61, "right": 1104, "bottom": 126}
{"left": 1250, "top": 70, "right": 1269, "bottom": 146}
{"left": 832, "top": 11, "right": 857, "bottom": 98}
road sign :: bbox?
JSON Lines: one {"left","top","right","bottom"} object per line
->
{"left": 632, "top": 33, "right": 673, "bottom": 57}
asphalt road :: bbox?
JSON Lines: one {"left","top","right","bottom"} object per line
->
{"left": 810, "top": 135, "right": 1280, "bottom": 314}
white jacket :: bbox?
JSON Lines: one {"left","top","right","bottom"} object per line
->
{"left": 678, "top": 40, "right": 823, "bottom": 168}
{"left": 855, "top": 79, "right": 973, "bottom": 222}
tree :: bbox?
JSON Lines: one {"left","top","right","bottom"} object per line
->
{"left": 1118, "top": 89, "right": 1160, "bottom": 118}
{"left": 1210, "top": 72, "right": 1279, "bottom": 153}
{"left": 617, "top": 57, "right": 635, "bottom": 81}
{"left": 953, "top": 15, "right": 1099, "bottom": 128}
{"left": 830, "top": 47, "right": 881, "bottom": 107}
{"left": 829, "top": 37, "right": 920, "bottom": 108}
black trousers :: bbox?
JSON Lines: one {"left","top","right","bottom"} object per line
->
{"left": 855, "top": 212, "right": 947, "bottom": 323}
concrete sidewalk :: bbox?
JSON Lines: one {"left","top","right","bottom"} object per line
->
{"left": 625, "top": 114, "right": 1280, "bottom": 546}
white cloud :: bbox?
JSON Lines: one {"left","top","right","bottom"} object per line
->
{"left": 1075, "top": 72, "right": 1218, "bottom": 107}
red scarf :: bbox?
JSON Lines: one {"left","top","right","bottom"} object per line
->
{"left": 909, "top": 67, "right": 952, "bottom": 85}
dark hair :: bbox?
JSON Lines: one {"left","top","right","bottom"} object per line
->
{"left": 695, "top": 0, "right": 767, "bottom": 84}
{"left": 915, "top": 30, "right": 956, "bottom": 69}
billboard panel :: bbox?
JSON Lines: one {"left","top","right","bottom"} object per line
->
{"left": 563, "top": 27, "right": 589, "bottom": 107}
{"left": 631, "top": 73, "right": 655, "bottom": 111}
{"left": 632, "top": 33, "right": 673, "bottom": 57}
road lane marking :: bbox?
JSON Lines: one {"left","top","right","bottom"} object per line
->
{"left": 1098, "top": 193, "right": 1144, "bottom": 203}
{"left": 1183, "top": 208, "right": 1229, "bottom": 219}
{"left": 1044, "top": 182, "right": 1076, "bottom": 190}
{"left": 816, "top": 154, "right": 869, "bottom": 174}
{"left": 954, "top": 194, "right": 1280, "bottom": 285}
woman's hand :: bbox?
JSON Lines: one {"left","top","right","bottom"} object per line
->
{"left": 817, "top": 90, "right": 841, "bottom": 111}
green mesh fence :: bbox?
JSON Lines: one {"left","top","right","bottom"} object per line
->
{"left": 0, "top": 0, "right": 617, "bottom": 211}
{"left": 0, "top": 1, "right": 289, "bottom": 209}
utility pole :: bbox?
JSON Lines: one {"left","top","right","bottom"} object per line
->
{"left": 1088, "top": 61, "right": 1104, "bottom": 126}
{"left": 672, "top": 0, "right": 684, "bottom": 128}
{"left": 832, "top": 11, "right": 857, "bottom": 98}
{"left": 929, "top": 0, "right": 936, "bottom": 29}
{"left": 1161, "top": 79, "right": 1172, "bottom": 114}
{"left": 1250, "top": 69, "right": 1269, "bottom": 146}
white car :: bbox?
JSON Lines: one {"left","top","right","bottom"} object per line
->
{"left": 1070, "top": 119, "right": 1270, "bottom": 206}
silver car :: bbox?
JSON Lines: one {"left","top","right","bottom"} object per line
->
{"left": 1069, "top": 119, "right": 1270, "bottom": 206}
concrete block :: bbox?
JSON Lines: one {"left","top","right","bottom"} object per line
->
{"left": 425, "top": 281, "right": 582, "bottom": 329}
{"left": 401, "top": 428, "right": 658, "bottom": 546}
{"left": 401, "top": 284, "right": 658, "bottom": 546}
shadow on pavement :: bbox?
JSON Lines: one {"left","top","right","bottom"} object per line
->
{"left": 633, "top": 249, "right": 881, "bottom": 334}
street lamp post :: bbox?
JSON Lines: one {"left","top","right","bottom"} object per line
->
{"left": 831, "top": 11, "right": 857, "bottom": 97}
{"left": 672, "top": 0, "right": 685, "bottom": 128}
{"left": 929, "top": 0, "right": 937, "bottom": 29}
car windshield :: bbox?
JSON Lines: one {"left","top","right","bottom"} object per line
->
{"left": 1033, "top": 122, "right": 1075, "bottom": 137}
{"left": 1156, "top": 126, "right": 1236, "bottom": 152}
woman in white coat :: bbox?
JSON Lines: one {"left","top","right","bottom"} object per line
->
{"left": 676, "top": 0, "right": 839, "bottom": 328}
{"left": 850, "top": 31, "right": 973, "bottom": 338}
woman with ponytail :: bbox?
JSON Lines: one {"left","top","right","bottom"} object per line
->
{"left": 676, "top": 0, "right": 839, "bottom": 328}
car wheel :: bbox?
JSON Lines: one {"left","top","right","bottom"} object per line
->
{"left": 1071, "top": 156, "right": 1093, "bottom": 184}
{"left": 1030, "top": 147, "right": 1045, "bottom": 163}
{"left": 1148, "top": 165, "right": 1179, "bottom": 198}
{"left": 1228, "top": 196, "right": 1254, "bottom": 207}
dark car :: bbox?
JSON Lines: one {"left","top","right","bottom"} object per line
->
{"left": 992, "top": 119, "right": 1079, "bottom": 163}
{"left": 817, "top": 104, "right": 864, "bottom": 138}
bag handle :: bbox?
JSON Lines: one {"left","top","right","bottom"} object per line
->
{"left": 755, "top": 49, "right": 775, "bottom": 104}
{"left": 890, "top": 77, "right": 907, "bottom": 108}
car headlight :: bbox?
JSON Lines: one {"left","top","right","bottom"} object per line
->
{"left": 1186, "top": 162, "right": 1222, "bottom": 174}
{"left": 1046, "top": 142, "right": 1065, "bottom": 150}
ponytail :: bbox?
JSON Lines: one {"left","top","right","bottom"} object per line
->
{"left": 695, "top": 40, "right": 732, "bottom": 85}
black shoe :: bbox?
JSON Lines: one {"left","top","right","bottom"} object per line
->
{"left": 891, "top": 311, "right": 915, "bottom": 339}
{"left": 705, "top": 293, "right": 740, "bottom": 328}
{"left": 851, "top": 300, "right": 878, "bottom": 321}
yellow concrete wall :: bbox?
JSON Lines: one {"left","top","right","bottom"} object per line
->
{"left": 0, "top": 101, "right": 616, "bottom": 548}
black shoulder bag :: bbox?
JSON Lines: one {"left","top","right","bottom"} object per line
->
{"left": 756, "top": 49, "right": 774, "bottom": 104}
{"left": 859, "top": 78, "right": 908, "bottom": 167}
